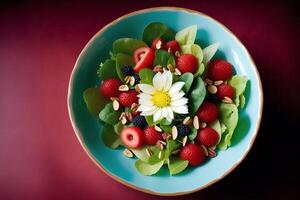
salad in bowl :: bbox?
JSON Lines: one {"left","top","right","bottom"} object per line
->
{"left": 83, "top": 22, "right": 248, "bottom": 176}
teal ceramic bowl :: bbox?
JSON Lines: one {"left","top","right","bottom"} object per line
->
{"left": 68, "top": 7, "right": 263, "bottom": 196}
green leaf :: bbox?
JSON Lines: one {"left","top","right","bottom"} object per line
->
{"left": 148, "top": 149, "right": 165, "bottom": 164}
{"left": 101, "top": 124, "right": 121, "bottom": 149}
{"left": 187, "top": 77, "right": 206, "bottom": 116}
{"left": 97, "top": 59, "right": 118, "bottom": 80}
{"left": 131, "top": 146, "right": 159, "bottom": 162}
{"left": 116, "top": 53, "right": 135, "bottom": 82}
{"left": 160, "top": 125, "right": 172, "bottom": 133}
{"left": 188, "top": 128, "right": 198, "bottom": 141}
{"left": 218, "top": 103, "right": 238, "bottom": 150}
{"left": 194, "top": 63, "right": 205, "bottom": 77}
{"left": 229, "top": 75, "right": 248, "bottom": 108}
{"left": 99, "top": 102, "right": 122, "bottom": 125}
{"left": 167, "top": 56, "right": 176, "bottom": 67}
{"left": 159, "top": 118, "right": 172, "bottom": 126}
{"left": 142, "top": 22, "right": 175, "bottom": 46}
{"left": 208, "top": 120, "right": 222, "bottom": 144}
{"left": 167, "top": 156, "right": 189, "bottom": 175}
{"left": 83, "top": 87, "right": 109, "bottom": 116}
{"left": 139, "top": 68, "right": 155, "bottom": 84}
{"left": 153, "top": 50, "right": 174, "bottom": 67}
{"left": 240, "top": 94, "right": 246, "bottom": 108}
{"left": 202, "top": 43, "right": 219, "bottom": 65}
{"left": 178, "top": 73, "right": 194, "bottom": 93}
{"left": 175, "top": 25, "right": 197, "bottom": 46}
{"left": 113, "top": 122, "right": 124, "bottom": 135}
{"left": 135, "top": 159, "right": 165, "bottom": 176}
{"left": 113, "top": 38, "right": 146, "bottom": 55}
{"left": 145, "top": 116, "right": 157, "bottom": 126}
{"left": 165, "top": 140, "right": 181, "bottom": 158}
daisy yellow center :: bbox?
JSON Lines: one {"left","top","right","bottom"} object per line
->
{"left": 152, "top": 91, "right": 171, "bottom": 108}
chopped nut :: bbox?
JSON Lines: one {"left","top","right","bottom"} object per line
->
{"left": 119, "top": 84, "right": 129, "bottom": 91}
{"left": 112, "top": 100, "right": 120, "bottom": 111}
{"left": 171, "top": 149, "right": 180, "bottom": 155}
{"left": 129, "top": 76, "right": 135, "bottom": 86}
{"left": 155, "top": 40, "right": 162, "bottom": 49}
{"left": 123, "top": 149, "right": 133, "bottom": 158}
{"left": 124, "top": 76, "right": 131, "bottom": 84}
{"left": 193, "top": 116, "right": 199, "bottom": 130}
{"left": 121, "top": 116, "right": 127, "bottom": 125}
{"left": 222, "top": 96, "right": 233, "bottom": 104}
{"left": 200, "top": 145, "right": 208, "bottom": 157}
{"left": 182, "top": 136, "right": 188, "bottom": 147}
{"left": 183, "top": 116, "right": 192, "bottom": 125}
{"left": 200, "top": 122, "right": 207, "bottom": 128}
{"left": 207, "top": 85, "right": 217, "bottom": 94}
{"left": 167, "top": 64, "right": 175, "bottom": 72}
{"left": 214, "top": 80, "right": 223, "bottom": 86}
{"left": 162, "top": 132, "right": 171, "bottom": 140}
{"left": 175, "top": 51, "right": 180, "bottom": 57}
{"left": 134, "top": 84, "right": 141, "bottom": 93}
{"left": 158, "top": 140, "right": 166, "bottom": 146}
{"left": 125, "top": 112, "right": 133, "bottom": 122}
{"left": 156, "top": 142, "right": 164, "bottom": 151}
{"left": 172, "top": 126, "right": 178, "bottom": 140}
{"left": 174, "top": 68, "right": 182, "bottom": 75}
{"left": 119, "top": 112, "right": 125, "bottom": 120}
{"left": 208, "top": 148, "right": 217, "bottom": 158}
{"left": 153, "top": 65, "right": 163, "bottom": 73}
{"left": 205, "top": 78, "right": 213, "bottom": 85}
{"left": 154, "top": 125, "right": 163, "bottom": 132}
{"left": 158, "top": 151, "right": 163, "bottom": 159}
{"left": 110, "top": 97, "right": 119, "bottom": 101}
{"left": 146, "top": 148, "right": 153, "bottom": 157}
{"left": 167, "top": 48, "right": 172, "bottom": 53}
{"left": 131, "top": 103, "right": 139, "bottom": 112}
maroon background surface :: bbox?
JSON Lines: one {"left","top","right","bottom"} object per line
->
{"left": 1, "top": 0, "right": 299, "bottom": 199}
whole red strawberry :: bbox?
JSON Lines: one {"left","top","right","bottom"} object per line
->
{"left": 143, "top": 126, "right": 163, "bottom": 145}
{"left": 180, "top": 144, "right": 206, "bottom": 166}
{"left": 197, "top": 128, "right": 219, "bottom": 147}
{"left": 176, "top": 54, "right": 198, "bottom": 74}
{"left": 208, "top": 59, "right": 233, "bottom": 81}
{"left": 164, "top": 40, "right": 180, "bottom": 54}
{"left": 217, "top": 84, "right": 235, "bottom": 100}
{"left": 101, "top": 78, "right": 122, "bottom": 98}
{"left": 118, "top": 90, "right": 139, "bottom": 107}
{"left": 197, "top": 102, "right": 219, "bottom": 123}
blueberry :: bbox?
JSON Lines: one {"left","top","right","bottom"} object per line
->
{"left": 133, "top": 115, "right": 147, "bottom": 129}
{"left": 133, "top": 74, "right": 140, "bottom": 84}
{"left": 122, "top": 66, "right": 134, "bottom": 76}
{"left": 177, "top": 124, "right": 191, "bottom": 137}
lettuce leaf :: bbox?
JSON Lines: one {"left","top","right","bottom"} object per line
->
{"left": 113, "top": 38, "right": 146, "bottom": 55}
{"left": 175, "top": 25, "right": 197, "bottom": 46}
{"left": 202, "top": 43, "right": 219, "bottom": 65}
{"left": 229, "top": 75, "right": 248, "bottom": 108}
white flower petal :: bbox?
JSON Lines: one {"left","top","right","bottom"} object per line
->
{"left": 138, "top": 93, "right": 152, "bottom": 100}
{"left": 137, "top": 105, "right": 156, "bottom": 112}
{"left": 171, "top": 91, "right": 185, "bottom": 101}
{"left": 161, "top": 107, "right": 168, "bottom": 118}
{"left": 162, "top": 70, "right": 173, "bottom": 92}
{"left": 170, "top": 97, "right": 188, "bottom": 106}
{"left": 141, "top": 107, "right": 159, "bottom": 116}
{"left": 168, "top": 82, "right": 185, "bottom": 95}
{"left": 166, "top": 107, "right": 174, "bottom": 120}
{"left": 171, "top": 105, "right": 189, "bottom": 114}
{"left": 138, "top": 98, "right": 153, "bottom": 106}
{"left": 153, "top": 109, "right": 162, "bottom": 122}
{"left": 138, "top": 84, "right": 155, "bottom": 94}
{"left": 153, "top": 72, "right": 164, "bottom": 91}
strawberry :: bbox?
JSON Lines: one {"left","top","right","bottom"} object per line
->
{"left": 208, "top": 59, "right": 233, "bottom": 81}
{"left": 100, "top": 78, "right": 122, "bottom": 98}
{"left": 197, "top": 102, "right": 219, "bottom": 123}
{"left": 217, "top": 84, "right": 235, "bottom": 100}
{"left": 197, "top": 128, "right": 219, "bottom": 147}
{"left": 120, "top": 127, "right": 144, "bottom": 148}
{"left": 164, "top": 40, "right": 180, "bottom": 54}
{"left": 143, "top": 126, "right": 163, "bottom": 145}
{"left": 179, "top": 144, "right": 206, "bottom": 166}
{"left": 176, "top": 54, "right": 198, "bottom": 74}
{"left": 118, "top": 90, "right": 139, "bottom": 107}
{"left": 133, "top": 47, "right": 155, "bottom": 73}
{"left": 151, "top": 38, "right": 164, "bottom": 50}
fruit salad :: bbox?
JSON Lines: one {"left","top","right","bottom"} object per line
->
{"left": 83, "top": 22, "right": 248, "bottom": 175}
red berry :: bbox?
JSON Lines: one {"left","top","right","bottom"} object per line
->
{"left": 176, "top": 54, "right": 198, "bottom": 74}
{"left": 133, "top": 47, "right": 155, "bottom": 73}
{"left": 208, "top": 59, "right": 233, "bottom": 81}
{"left": 143, "top": 126, "right": 163, "bottom": 145}
{"left": 197, "top": 128, "right": 219, "bottom": 147}
{"left": 179, "top": 144, "right": 206, "bottom": 166}
{"left": 151, "top": 38, "right": 164, "bottom": 50}
{"left": 100, "top": 78, "right": 122, "bottom": 98}
{"left": 118, "top": 90, "right": 139, "bottom": 107}
{"left": 120, "top": 127, "right": 144, "bottom": 148}
{"left": 197, "top": 102, "right": 219, "bottom": 123}
{"left": 164, "top": 40, "right": 180, "bottom": 54}
{"left": 217, "top": 84, "right": 235, "bottom": 100}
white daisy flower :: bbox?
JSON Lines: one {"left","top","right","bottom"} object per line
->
{"left": 137, "top": 70, "right": 188, "bottom": 122}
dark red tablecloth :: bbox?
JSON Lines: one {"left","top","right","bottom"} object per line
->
{"left": 1, "top": 0, "right": 299, "bottom": 199}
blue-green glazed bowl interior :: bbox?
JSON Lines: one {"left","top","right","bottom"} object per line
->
{"left": 68, "top": 7, "right": 263, "bottom": 196}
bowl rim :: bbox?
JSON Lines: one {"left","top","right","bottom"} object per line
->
{"left": 67, "top": 6, "right": 264, "bottom": 196}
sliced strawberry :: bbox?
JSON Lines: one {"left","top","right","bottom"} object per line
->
{"left": 208, "top": 59, "right": 233, "bottom": 81}
{"left": 133, "top": 47, "right": 155, "bottom": 73}
{"left": 120, "top": 127, "right": 144, "bottom": 148}
{"left": 217, "top": 84, "right": 235, "bottom": 100}
{"left": 179, "top": 144, "right": 206, "bottom": 166}
{"left": 118, "top": 90, "right": 138, "bottom": 107}
{"left": 100, "top": 78, "right": 122, "bottom": 98}
{"left": 151, "top": 38, "right": 164, "bottom": 50}
{"left": 164, "top": 40, "right": 180, "bottom": 54}
{"left": 197, "top": 128, "right": 219, "bottom": 147}
{"left": 197, "top": 102, "right": 219, "bottom": 123}
{"left": 143, "top": 126, "right": 163, "bottom": 145}
{"left": 176, "top": 54, "right": 198, "bottom": 74}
